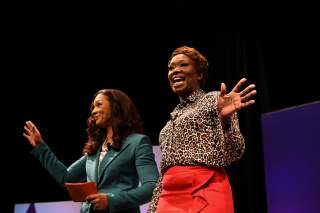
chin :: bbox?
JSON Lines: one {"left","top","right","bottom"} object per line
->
{"left": 95, "top": 121, "right": 103, "bottom": 128}
{"left": 96, "top": 120, "right": 109, "bottom": 128}
{"left": 172, "top": 88, "right": 180, "bottom": 95}
{"left": 171, "top": 86, "right": 183, "bottom": 94}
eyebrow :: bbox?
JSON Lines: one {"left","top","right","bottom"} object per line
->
{"left": 169, "top": 59, "right": 189, "bottom": 67}
{"left": 93, "top": 99, "right": 102, "bottom": 105}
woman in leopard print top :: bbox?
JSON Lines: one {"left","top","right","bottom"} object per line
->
{"left": 148, "top": 46, "right": 257, "bottom": 213}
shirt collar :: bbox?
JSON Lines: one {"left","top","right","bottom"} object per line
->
{"left": 170, "top": 89, "right": 206, "bottom": 120}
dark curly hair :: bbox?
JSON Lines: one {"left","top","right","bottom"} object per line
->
{"left": 169, "top": 46, "right": 209, "bottom": 88}
{"left": 82, "top": 89, "right": 143, "bottom": 155}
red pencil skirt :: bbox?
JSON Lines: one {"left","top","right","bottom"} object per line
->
{"left": 156, "top": 166, "right": 234, "bottom": 213}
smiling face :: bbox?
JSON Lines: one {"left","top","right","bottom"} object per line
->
{"left": 91, "top": 94, "right": 112, "bottom": 128}
{"left": 168, "top": 54, "right": 203, "bottom": 98}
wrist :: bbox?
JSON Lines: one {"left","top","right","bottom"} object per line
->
{"left": 220, "top": 116, "right": 231, "bottom": 130}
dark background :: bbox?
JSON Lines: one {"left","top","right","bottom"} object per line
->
{"left": 3, "top": 2, "right": 319, "bottom": 212}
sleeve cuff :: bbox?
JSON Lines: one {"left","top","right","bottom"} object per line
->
{"left": 30, "top": 143, "right": 49, "bottom": 156}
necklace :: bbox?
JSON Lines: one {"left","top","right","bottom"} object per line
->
{"left": 102, "top": 138, "right": 113, "bottom": 152}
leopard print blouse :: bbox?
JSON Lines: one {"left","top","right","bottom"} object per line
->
{"left": 147, "top": 89, "right": 245, "bottom": 213}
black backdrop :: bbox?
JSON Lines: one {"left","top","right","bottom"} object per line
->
{"left": 3, "top": 2, "right": 319, "bottom": 213}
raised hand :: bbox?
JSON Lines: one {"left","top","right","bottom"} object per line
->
{"left": 23, "top": 120, "right": 44, "bottom": 147}
{"left": 218, "top": 78, "right": 256, "bottom": 120}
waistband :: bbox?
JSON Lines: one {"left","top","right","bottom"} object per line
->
{"left": 164, "top": 165, "right": 225, "bottom": 175}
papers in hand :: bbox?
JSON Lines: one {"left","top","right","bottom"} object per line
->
{"left": 65, "top": 182, "right": 97, "bottom": 202}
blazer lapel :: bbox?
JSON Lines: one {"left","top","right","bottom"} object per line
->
{"left": 97, "top": 142, "right": 131, "bottom": 182}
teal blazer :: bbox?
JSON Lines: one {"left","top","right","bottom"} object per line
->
{"left": 31, "top": 133, "right": 159, "bottom": 213}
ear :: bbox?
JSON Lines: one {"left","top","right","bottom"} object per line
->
{"left": 197, "top": 72, "right": 203, "bottom": 81}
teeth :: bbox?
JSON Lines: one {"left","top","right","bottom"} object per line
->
{"left": 173, "top": 77, "right": 184, "bottom": 83}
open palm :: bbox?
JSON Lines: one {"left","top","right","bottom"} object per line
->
{"left": 218, "top": 78, "right": 257, "bottom": 119}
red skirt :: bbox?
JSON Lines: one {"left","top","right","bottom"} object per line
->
{"left": 156, "top": 166, "right": 234, "bottom": 213}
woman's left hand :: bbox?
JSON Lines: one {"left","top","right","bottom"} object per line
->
{"left": 86, "top": 193, "right": 108, "bottom": 211}
{"left": 218, "top": 78, "right": 257, "bottom": 120}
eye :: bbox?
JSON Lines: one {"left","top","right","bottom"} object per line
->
{"left": 93, "top": 101, "right": 102, "bottom": 108}
{"left": 180, "top": 63, "right": 188, "bottom": 67}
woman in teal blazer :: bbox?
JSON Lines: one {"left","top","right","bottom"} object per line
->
{"left": 23, "top": 89, "right": 159, "bottom": 213}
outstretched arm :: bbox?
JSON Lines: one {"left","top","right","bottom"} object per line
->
{"left": 216, "top": 78, "right": 256, "bottom": 163}
{"left": 23, "top": 120, "right": 87, "bottom": 185}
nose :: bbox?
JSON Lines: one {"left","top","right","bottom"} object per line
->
{"left": 168, "top": 68, "right": 181, "bottom": 78}
{"left": 91, "top": 108, "right": 98, "bottom": 117}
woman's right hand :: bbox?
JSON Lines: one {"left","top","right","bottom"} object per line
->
{"left": 23, "top": 120, "right": 44, "bottom": 147}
